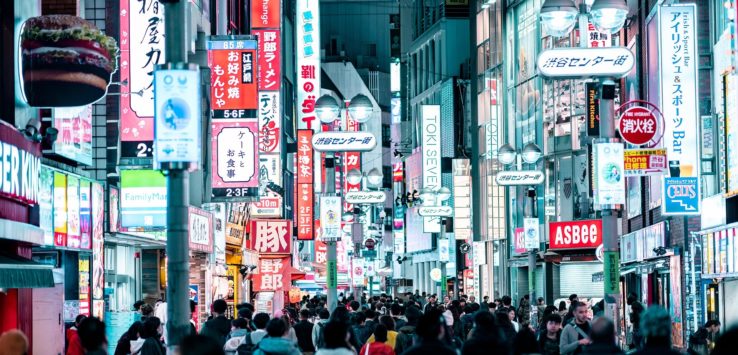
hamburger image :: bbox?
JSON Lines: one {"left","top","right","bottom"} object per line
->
{"left": 21, "top": 15, "right": 118, "bottom": 107}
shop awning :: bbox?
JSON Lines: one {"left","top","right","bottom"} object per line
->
{"left": 0, "top": 252, "right": 54, "bottom": 289}
{"left": 290, "top": 267, "right": 306, "bottom": 281}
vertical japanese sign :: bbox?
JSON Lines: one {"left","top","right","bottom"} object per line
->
{"left": 67, "top": 175, "right": 81, "bottom": 248}
{"left": 248, "top": 220, "right": 292, "bottom": 254}
{"left": 297, "top": 130, "right": 314, "bottom": 240}
{"left": 92, "top": 183, "right": 105, "bottom": 301}
{"left": 296, "top": 0, "right": 321, "bottom": 131}
{"left": 257, "top": 92, "right": 281, "bottom": 153}
{"left": 422, "top": 105, "right": 442, "bottom": 233}
{"left": 587, "top": 22, "right": 610, "bottom": 48}
{"left": 344, "top": 116, "right": 361, "bottom": 212}
{"left": 207, "top": 38, "right": 259, "bottom": 118}
{"left": 188, "top": 207, "right": 214, "bottom": 253}
{"left": 320, "top": 196, "right": 342, "bottom": 241}
{"left": 659, "top": 4, "right": 698, "bottom": 175}
{"left": 211, "top": 119, "right": 259, "bottom": 199}
{"left": 54, "top": 172, "right": 67, "bottom": 247}
{"left": 253, "top": 30, "right": 281, "bottom": 91}
{"left": 119, "top": 0, "right": 165, "bottom": 158}
{"left": 251, "top": 0, "right": 280, "bottom": 29}
{"left": 250, "top": 154, "right": 283, "bottom": 217}
{"left": 253, "top": 257, "right": 290, "bottom": 292}
{"left": 79, "top": 180, "right": 92, "bottom": 249}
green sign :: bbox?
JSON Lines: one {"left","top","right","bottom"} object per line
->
{"left": 604, "top": 251, "right": 620, "bottom": 294}
{"left": 363, "top": 250, "right": 377, "bottom": 259}
{"left": 327, "top": 260, "right": 337, "bottom": 288}
{"left": 441, "top": 274, "right": 447, "bottom": 293}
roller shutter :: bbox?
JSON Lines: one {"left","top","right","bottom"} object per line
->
{"left": 559, "top": 262, "right": 604, "bottom": 298}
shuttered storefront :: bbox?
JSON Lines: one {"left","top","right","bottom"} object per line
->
{"left": 559, "top": 262, "right": 604, "bottom": 298}
{"left": 514, "top": 265, "right": 544, "bottom": 301}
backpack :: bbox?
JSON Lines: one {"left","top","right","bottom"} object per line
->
{"left": 315, "top": 322, "right": 327, "bottom": 350}
{"left": 236, "top": 333, "right": 256, "bottom": 355}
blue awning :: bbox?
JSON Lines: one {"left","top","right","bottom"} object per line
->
{"left": 0, "top": 252, "right": 54, "bottom": 289}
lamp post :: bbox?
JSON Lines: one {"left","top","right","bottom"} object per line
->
{"left": 539, "top": 0, "right": 627, "bottom": 335}
{"left": 419, "top": 187, "right": 452, "bottom": 297}
{"left": 314, "top": 93, "right": 374, "bottom": 312}
{"left": 498, "top": 143, "right": 542, "bottom": 328}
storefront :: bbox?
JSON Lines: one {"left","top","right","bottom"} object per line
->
{"left": 188, "top": 206, "right": 213, "bottom": 326}
{"left": 546, "top": 220, "right": 604, "bottom": 302}
{"left": 619, "top": 221, "right": 684, "bottom": 348}
{"left": 697, "top": 223, "right": 738, "bottom": 331}
{"left": 0, "top": 121, "right": 54, "bottom": 353}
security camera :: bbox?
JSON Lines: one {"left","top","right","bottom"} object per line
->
{"left": 24, "top": 119, "right": 42, "bottom": 142}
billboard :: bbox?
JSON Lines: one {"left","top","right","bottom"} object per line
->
{"left": 549, "top": 219, "right": 603, "bottom": 250}
{"left": 119, "top": 0, "right": 165, "bottom": 158}
{"left": 120, "top": 170, "right": 167, "bottom": 228}
{"left": 53, "top": 172, "right": 67, "bottom": 247}
{"left": 296, "top": 0, "right": 321, "bottom": 131}
{"left": 421, "top": 105, "right": 442, "bottom": 233}
{"left": 207, "top": 38, "right": 259, "bottom": 118}
{"left": 253, "top": 30, "right": 281, "bottom": 91}
{"left": 211, "top": 119, "right": 259, "bottom": 199}
{"left": 248, "top": 220, "right": 292, "bottom": 254}
{"left": 153, "top": 69, "right": 202, "bottom": 167}
{"left": 253, "top": 257, "right": 290, "bottom": 292}
{"left": 258, "top": 91, "right": 281, "bottom": 153}
{"left": 52, "top": 106, "right": 93, "bottom": 165}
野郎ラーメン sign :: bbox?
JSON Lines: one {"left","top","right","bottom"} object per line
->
{"left": 296, "top": 0, "right": 321, "bottom": 131}
{"left": 52, "top": 106, "right": 93, "bottom": 166}
{"left": 344, "top": 191, "right": 386, "bottom": 204}
{"left": 495, "top": 170, "right": 545, "bottom": 186}
{"left": 549, "top": 219, "right": 603, "bottom": 250}
{"left": 188, "top": 207, "right": 213, "bottom": 253}
{"left": 119, "top": 0, "right": 165, "bottom": 159}
{"left": 624, "top": 148, "right": 667, "bottom": 176}
{"left": 210, "top": 119, "right": 259, "bottom": 199}
{"left": 312, "top": 131, "right": 377, "bottom": 152}
{"left": 253, "top": 30, "right": 281, "bottom": 91}
{"left": 258, "top": 92, "right": 281, "bottom": 153}
{"left": 536, "top": 47, "right": 635, "bottom": 79}
{"left": 248, "top": 219, "right": 292, "bottom": 254}
{"left": 207, "top": 38, "right": 258, "bottom": 118}
{"left": 592, "top": 142, "right": 625, "bottom": 206}
{"left": 253, "top": 257, "right": 290, "bottom": 292}
{"left": 153, "top": 69, "right": 201, "bottom": 168}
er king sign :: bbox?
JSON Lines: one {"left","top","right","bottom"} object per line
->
{"left": 549, "top": 219, "right": 603, "bottom": 250}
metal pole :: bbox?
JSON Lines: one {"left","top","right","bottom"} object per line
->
{"left": 325, "top": 155, "right": 338, "bottom": 311}
{"left": 526, "top": 187, "right": 537, "bottom": 328}
{"left": 599, "top": 79, "right": 622, "bottom": 334}
{"left": 159, "top": 0, "right": 190, "bottom": 350}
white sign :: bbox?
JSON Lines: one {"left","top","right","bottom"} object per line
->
{"left": 536, "top": 47, "right": 635, "bottom": 79}
{"left": 251, "top": 154, "right": 283, "bottom": 217}
{"left": 258, "top": 91, "right": 281, "bottom": 153}
{"left": 417, "top": 206, "right": 454, "bottom": 217}
{"left": 422, "top": 105, "right": 442, "bottom": 232}
{"left": 523, "top": 217, "right": 539, "bottom": 250}
{"left": 393, "top": 231, "right": 405, "bottom": 255}
{"left": 320, "top": 196, "right": 342, "bottom": 241}
{"left": 587, "top": 22, "right": 610, "bottom": 48}
{"left": 429, "top": 268, "right": 443, "bottom": 282}
{"left": 596, "top": 245, "right": 604, "bottom": 262}
{"left": 154, "top": 69, "right": 202, "bottom": 168}
{"left": 438, "top": 238, "right": 450, "bottom": 262}
{"left": 127, "top": 0, "right": 165, "bottom": 119}
{"left": 311, "top": 131, "right": 377, "bottom": 152}
{"left": 215, "top": 121, "right": 256, "bottom": 184}
{"left": 472, "top": 241, "right": 486, "bottom": 266}
{"left": 659, "top": 4, "right": 699, "bottom": 181}
{"left": 296, "top": 0, "right": 320, "bottom": 132}
{"left": 495, "top": 171, "right": 545, "bottom": 186}
{"left": 593, "top": 142, "right": 625, "bottom": 205}
{"left": 52, "top": 106, "right": 93, "bottom": 166}
{"left": 188, "top": 209, "right": 212, "bottom": 252}
{"left": 0, "top": 140, "right": 41, "bottom": 204}
{"left": 352, "top": 258, "right": 365, "bottom": 286}
{"left": 344, "top": 191, "right": 386, "bottom": 204}
{"left": 701, "top": 194, "right": 726, "bottom": 229}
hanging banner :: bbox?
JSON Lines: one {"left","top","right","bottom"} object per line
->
{"left": 248, "top": 219, "right": 292, "bottom": 254}
{"left": 592, "top": 142, "right": 625, "bottom": 206}
{"left": 258, "top": 91, "right": 281, "bottom": 153}
{"left": 119, "top": 0, "right": 165, "bottom": 159}
{"left": 250, "top": 154, "right": 283, "bottom": 217}
{"left": 296, "top": 0, "right": 321, "bottom": 131}
{"left": 320, "top": 196, "right": 342, "bottom": 241}
{"left": 659, "top": 5, "right": 699, "bottom": 181}
{"left": 207, "top": 38, "right": 259, "bottom": 118}
{"left": 188, "top": 207, "right": 213, "bottom": 253}
{"left": 251, "top": 0, "right": 280, "bottom": 29}
{"left": 523, "top": 217, "right": 539, "bottom": 250}
{"left": 210, "top": 119, "right": 259, "bottom": 199}
{"left": 253, "top": 30, "right": 281, "bottom": 91}
{"left": 253, "top": 257, "right": 290, "bottom": 292}
{"left": 52, "top": 106, "right": 93, "bottom": 165}
{"left": 297, "top": 183, "right": 314, "bottom": 240}
{"left": 91, "top": 183, "right": 105, "bottom": 300}
{"left": 153, "top": 69, "right": 202, "bottom": 167}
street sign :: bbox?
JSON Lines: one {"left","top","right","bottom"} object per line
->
{"left": 364, "top": 238, "right": 376, "bottom": 250}
{"left": 663, "top": 177, "right": 700, "bottom": 215}
{"left": 344, "top": 191, "right": 386, "bottom": 204}
{"left": 153, "top": 69, "right": 202, "bottom": 168}
{"left": 417, "top": 206, "right": 453, "bottom": 217}
{"left": 312, "top": 131, "right": 377, "bottom": 152}
{"left": 536, "top": 47, "right": 635, "bottom": 79}
{"left": 618, "top": 106, "right": 659, "bottom": 146}
{"left": 363, "top": 250, "right": 377, "bottom": 259}
{"left": 495, "top": 171, "right": 545, "bottom": 186}
{"left": 430, "top": 268, "right": 443, "bottom": 282}
{"left": 624, "top": 148, "right": 667, "bottom": 176}
{"left": 459, "top": 243, "right": 471, "bottom": 254}
{"left": 523, "top": 218, "right": 539, "bottom": 250}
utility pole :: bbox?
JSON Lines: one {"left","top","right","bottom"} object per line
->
{"left": 325, "top": 156, "right": 338, "bottom": 312}
{"left": 159, "top": 0, "right": 191, "bottom": 349}
{"left": 525, "top": 187, "right": 537, "bottom": 328}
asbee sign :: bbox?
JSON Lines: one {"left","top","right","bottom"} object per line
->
{"left": 344, "top": 191, "right": 386, "bottom": 204}
{"left": 417, "top": 206, "right": 453, "bottom": 217}
{"left": 537, "top": 47, "right": 634, "bottom": 79}
{"left": 312, "top": 131, "right": 377, "bottom": 152}
{"left": 549, "top": 219, "right": 603, "bottom": 250}
{"left": 495, "top": 171, "right": 544, "bottom": 186}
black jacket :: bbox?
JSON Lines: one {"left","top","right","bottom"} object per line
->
{"left": 293, "top": 319, "right": 315, "bottom": 352}
{"left": 201, "top": 315, "right": 232, "bottom": 348}
{"left": 402, "top": 339, "right": 456, "bottom": 355}
{"left": 580, "top": 343, "right": 624, "bottom": 355}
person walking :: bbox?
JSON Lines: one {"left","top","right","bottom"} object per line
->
{"left": 132, "top": 317, "right": 166, "bottom": 355}
{"left": 559, "top": 301, "right": 591, "bottom": 355}
{"left": 252, "top": 318, "right": 302, "bottom": 355}
{"left": 67, "top": 314, "right": 87, "bottom": 355}
{"left": 315, "top": 321, "right": 357, "bottom": 355}
{"left": 294, "top": 309, "right": 316, "bottom": 354}
{"left": 538, "top": 314, "right": 563, "bottom": 355}
{"left": 201, "top": 299, "right": 232, "bottom": 348}
{"left": 366, "top": 316, "right": 398, "bottom": 350}
{"left": 400, "top": 310, "right": 456, "bottom": 355}
{"left": 114, "top": 321, "right": 143, "bottom": 355}
{"left": 581, "top": 317, "right": 623, "bottom": 355}
{"left": 394, "top": 305, "right": 421, "bottom": 355}
{"left": 77, "top": 317, "right": 108, "bottom": 355}
{"left": 631, "top": 306, "right": 681, "bottom": 355}
{"left": 223, "top": 318, "right": 251, "bottom": 354}
{"left": 359, "top": 325, "right": 395, "bottom": 355}
{"left": 312, "top": 308, "right": 331, "bottom": 351}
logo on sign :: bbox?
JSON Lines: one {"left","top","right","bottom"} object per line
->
{"left": 417, "top": 206, "right": 453, "bottom": 217}
{"left": 312, "top": 131, "right": 377, "bottom": 152}
{"left": 495, "top": 171, "right": 545, "bottom": 186}
{"left": 550, "top": 219, "right": 603, "bottom": 250}
{"left": 663, "top": 177, "right": 700, "bottom": 215}
{"left": 618, "top": 106, "right": 658, "bottom": 146}
{"left": 344, "top": 191, "right": 386, "bottom": 204}
{"left": 537, "top": 47, "right": 635, "bottom": 79}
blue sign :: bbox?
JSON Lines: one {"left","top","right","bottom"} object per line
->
{"left": 663, "top": 177, "right": 700, "bottom": 215}
{"left": 154, "top": 69, "right": 202, "bottom": 169}
{"left": 189, "top": 284, "right": 199, "bottom": 303}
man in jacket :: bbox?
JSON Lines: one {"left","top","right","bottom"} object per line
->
{"left": 581, "top": 317, "right": 623, "bottom": 355}
{"left": 559, "top": 301, "right": 591, "bottom": 355}
{"left": 311, "top": 308, "right": 330, "bottom": 350}
{"left": 401, "top": 309, "right": 456, "bottom": 355}
{"left": 293, "top": 309, "right": 315, "bottom": 354}
{"left": 200, "top": 299, "right": 231, "bottom": 348}
{"left": 394, "top": 305, "right": 422, "bottom": 354}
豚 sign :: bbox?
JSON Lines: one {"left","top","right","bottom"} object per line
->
{"left": 537, "top": 47, "right": 635, "bottom": 79}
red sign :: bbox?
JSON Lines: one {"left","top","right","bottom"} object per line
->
{"left": 297, "top": 183, "right": 314, "bottom": 240}
{"left": 618, "top": 106, "right": 658, "bottom": 146}
{"left": 248, "top": 219, "right": 292, "bottom": 254}
{"left": 343, "top": 115, "right": 361, "bottom": 211}
{"left": 208, "top": 46, "right": 258, "bottom": 115}
{"left": 514, "top": 227, "right": 526, "bottom": 254}
{"left": 253, "top": 257, "right": 290, "bottom": 292}
{"left": 253, "top": 30, "right": 281, "bottom": 91}
{"left": 549, "top": 219, "right": 603, "bottom": 250}
{"left": 297, "top": 130, "right": 313, "bottom": 184}
{"left": 251, "top": 0, "right": 280, "bottom": 29}
{"left": 392, "top": 162, "right": 404, "bottom": 182}
{"left": 365, "top": 238, "right": 376, "bottom": 250}
{"left": 315, "top": 239, "right": 327, "bottom": 265}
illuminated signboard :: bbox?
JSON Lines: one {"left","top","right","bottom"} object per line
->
{"left": 120, "top": 170, "right": 167, "bottom": 228}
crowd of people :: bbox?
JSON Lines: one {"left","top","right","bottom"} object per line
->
{"left": 0, "top": 291, "right": 736, "bottom": 355}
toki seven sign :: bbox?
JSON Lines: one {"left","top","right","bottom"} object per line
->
{"left": 537, "top": 47, "right": 635, "bottom": 79}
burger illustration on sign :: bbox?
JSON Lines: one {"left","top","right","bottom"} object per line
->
{"left": 20, "top": 15, "right": 118, "bottom": 107}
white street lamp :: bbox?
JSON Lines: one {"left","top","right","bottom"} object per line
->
{"left": 418, "top": 188, "right": 436, "bottom": 206}
{"left": 497, "top": 144, "right": 517, "bottom": 165}
{"left": 348, "top": 94, "right": 373, "bottom": 123}
{"left": 315, "top": 95, "right": 341, "bottom": 123}
{"left": 540, "top": 0, "right": 578, "bottom": 37}
{"left": 437, "top": 187, "right": 452, "bottom": 202}
{"left": 346, "top": 169, "right": 363, "bottom": 185}
{"left": 366, "top": 167, "right": 383, "bottom": 187}
{"left": 590, "top": 0, "right": 628, "bottom": 34}
{"left": 521, "top": 143, "right": 543, "bottom": 164}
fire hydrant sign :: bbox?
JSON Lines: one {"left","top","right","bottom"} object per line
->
{"left": 618, "top": 106, "right": 658, "bottom": 146}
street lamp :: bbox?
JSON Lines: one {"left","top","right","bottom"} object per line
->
{"left": 589, "top": 0, "right": 628, "bottom": 34}
{"left": 540, "top": 0, "right": 578, "bottom": 37}
{"left": 521, "top": 143, "right": 543, "bottom": 165}
{"left": 497, "top": 143, "right": 517, "bottom": 165}
{"left": 348, "top": 94, "right": 373, "bottom": 123}
{"left": 366, "top": 167, "right": 384, "bottom": 187}
{"left": 346, "top": 168, "right": 363, "bottom": 185}
{"left": 540, "top": 0, "right": 627, "bottom": 38}
{"left": 315, "top": 95, "right": 341, "bottom": 123}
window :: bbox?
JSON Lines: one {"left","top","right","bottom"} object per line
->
{"left": 382, "top": 124, "right": 391, "bottom": 147}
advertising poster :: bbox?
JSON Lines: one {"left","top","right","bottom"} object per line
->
{"left": 120, "top": 170, "right": 168, "bottom": 228}
{"left": 79, "top": 255, "right": 90, "bottom": 316}
{"left": 39, "top": 166, "right": 55, "bottom": 246}
{"left": 188, "top": 207, "right": 214, "bottom": 253}
{"left": 66, "top": 175, "right": 81, "bottom": 248}
{"left": 257, "top": 92, "right": 281, "bottom": 153}
{"left": 119, "top": 0, "right": 165, "bottom": 158}
{"left": 207, "top": 38, "right": 258, "bottom": 118}
{"left": 52, "top": 105, "right": 93, "bottom": 165}
{"left": 225, "top": 202, "right": 248, "bottom": 247}
{"left": 79, "top": 180, "right": 91, "bottom": 249}
{"left": 250, "top": 154, "right": 283, "bottom": 217}
{"left": 211, "top": 119, "right": 259, "bottom": 199}
{"left": 253, "top": 30, "right": 281, "bottom": 91}
{"left": 296, "top": 0, "right": 321, "bottom": 131}
{"left": 153, "top": 69, "right": 202, "bottom": 167}
{"left": 319, "top": 196, "right": 341, "bottom": 241}
{"left": 253, "top": 257, "right": 291, "bottom": 292}
{"left": 53, "top": 172, "right": 67, "bottom": 247}
{"left": 593, "top": 143, "right": 625, "bottom": 206}
{"left": 109, "top": 187, "right": 119, "bottom": 233}
{"left": 92, "top": 183, "right": 105, "bottom": 300}
{"left": 248, "top": 220, "right": 292, "bottom": 254}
